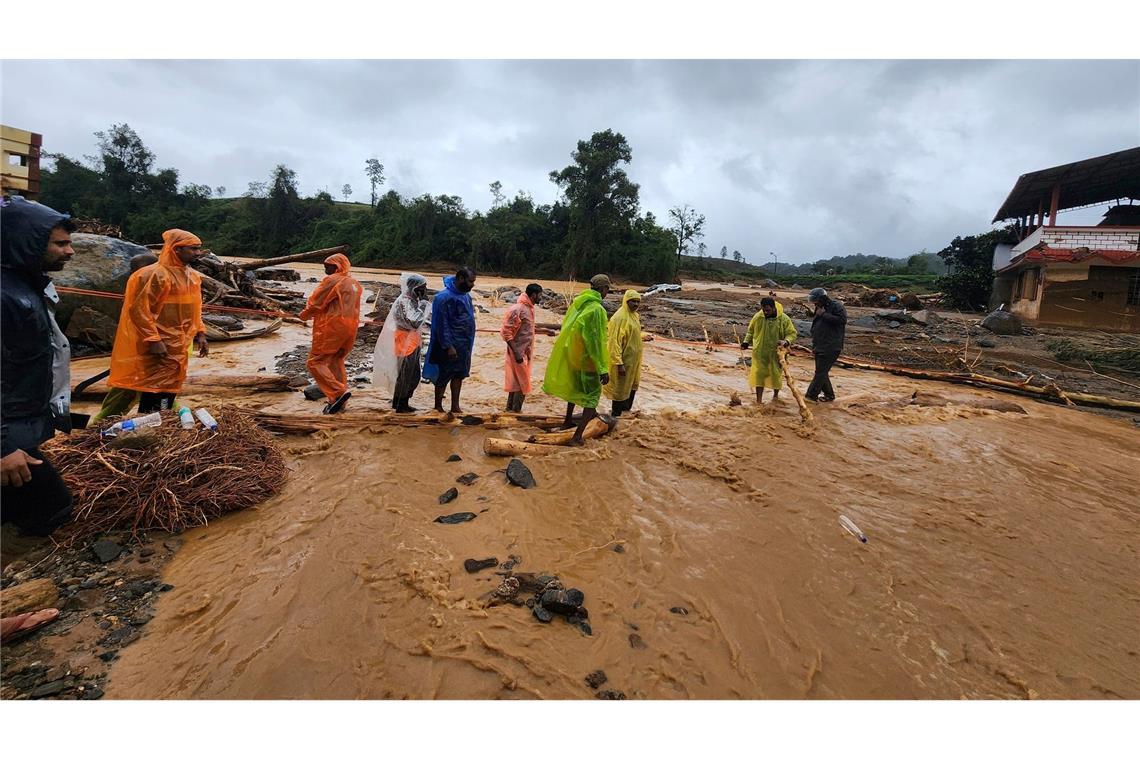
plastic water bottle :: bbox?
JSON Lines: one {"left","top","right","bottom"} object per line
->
{"left": 195, "top": 408, "right": 219, "bottom": 431}
{"left": 178, "top": 406, "right": 196, "bottom": 429}
{"left": 101, "top": 412, "right": 162, "bottom": 439}
{"left": 839, "top": 515, "right": 868, "bottom": 543}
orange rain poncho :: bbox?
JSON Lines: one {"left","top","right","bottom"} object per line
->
{"left": 108, "top": 229, "right": 206, "bottom": 394}
{"left": 300, "top": 253, "right": 363, "bottom": 403}
{"left": 500, "top": 292, "right": 537, "bottom": 393}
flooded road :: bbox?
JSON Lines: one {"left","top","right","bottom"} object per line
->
{"left": 96, "top": 268, "right": 1140, "bottom": 699}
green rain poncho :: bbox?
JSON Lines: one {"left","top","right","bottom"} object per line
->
{"left": 602, "top": 290, "right": 643, "bottom": 402}
{"left": 743, "top": 310, "right": 797, "bottom": 389}
{"left": 542, "top": 288, "right": 610, "bottom": 407}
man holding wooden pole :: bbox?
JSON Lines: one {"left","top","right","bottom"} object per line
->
{"left": 741, "top": 297, "right": 797, "bottom": 405}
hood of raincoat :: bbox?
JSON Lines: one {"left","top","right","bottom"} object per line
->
{"left": 325, "top": 252, "right": 352, "bottom": 275}
{"left": 443, "top": 275, "right": 460, "bottom": 294}
{"left": 401, "top": 272, "right": 427, "bottom": 297}
{"left": 517, "top": 292, "right": 535, "bottom": 309}
{"left": 0, "top": 196, "right": 70, "bottom": 279}
{"left": 621, "top": 289, "right": 641, "bottom": 314}
{"left": 157, "top": 229, "right": 203, "bottom": 268}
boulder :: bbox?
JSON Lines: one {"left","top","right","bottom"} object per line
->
{"left": 50, "top": 233, "right": 152, "bottom": 330}
{"left": 506, "top": 459, "right": 537, "bottom": 489}
{"left": 911, "top": 309, "right": 943, "bottom": 326}
{"left": 900, "top": 292, "right": 924, "bottom": 310}
{"left": 0, "top": 578, "right": 59, "bottom": 616}
{"left": 64, "top": 305, "right": 119, "bottom": 351}
{"left": 980, "top": 310, "right": 1023, "bottom": 336}
{"left": 91, "top": 540, "right": 124, "bottom": 563}
{"left": 763, "top": 279, "right": 781, "bottom": 289}
{"left": 848, "top": 315, "right": 878, "bottom": 329}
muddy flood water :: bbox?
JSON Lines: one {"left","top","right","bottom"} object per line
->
{"left": 70, "top": 266, "right": 1139, "bottom": 699}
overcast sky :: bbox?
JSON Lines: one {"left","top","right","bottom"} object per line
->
{"left": 3, "top": 59, "right": 1137, "bottom": 265}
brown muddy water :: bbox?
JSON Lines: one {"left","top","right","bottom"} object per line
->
{"left": 86, "top": 268, "right": 1139, "bottom": 699}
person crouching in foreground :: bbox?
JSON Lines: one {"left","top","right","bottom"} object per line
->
{"left": 602, "top": 289, "right": 644, "bottom": 417}
{"left": 741, "top": 296, "right": 797, "bottom": 405}
{"left": 300, "top": 253, "right": 362, "bottom": 414}
{"left": 501, "top": 283, "right": 543, "bottom": 412}
{"left": 374, "top": 272, "right": 429, "bottom": 413}
{"left": 543, "top": 274, "right": 611, "bottom": 444}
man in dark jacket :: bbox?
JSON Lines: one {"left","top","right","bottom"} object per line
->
{"left": 805, "top": 287, "right": 846, "bottom": 402}
{"left": 1, "top": 196, "right": 77, "bottom": 535}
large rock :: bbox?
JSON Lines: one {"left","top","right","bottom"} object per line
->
{"left": 980, "top": 310, "right": 1023, "bottom": 336}
{"left": 63, "top": 305, "right": 120, "bottom": 351}
{"left": 50, "top": 233, "right": 152, "bottom": 330}
{"left": 911, "top": 309, "right": 943, "bottom": 326}
{"left": 900, "top": 292, "right": 924, "bottom": 310}
{"left": 0, "top": 578, "right": 59, "bottom": 616}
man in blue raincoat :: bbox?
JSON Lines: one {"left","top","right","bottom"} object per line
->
{"left": 424, "top": 267, "right": 477, "bottom": 414}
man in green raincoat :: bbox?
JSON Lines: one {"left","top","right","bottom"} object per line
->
{"left": 602, "top": 289, "right": 643, "bottom": 416}
{"left": 543, "top": 274, "right": 611, "bottom": 444}
{"left": 741, "top": 297, "right": 797, "bottom": 405}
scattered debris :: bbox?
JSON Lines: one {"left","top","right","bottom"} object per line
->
{"left": 669, "top": 606, "right": 689, "bottom": 615}
{"left": 596, "top": 689, "right": 627, "bottom": 700}
{"left": 629, "top": 632, "right": 648, "bottom": 650}
{"left": 464, "top": 558, "right": 498, "bottom": 573}
{"left": 456, "top": 473, "right": 479, "bottom": 486}
{"left": 585, "top": 670, "right": 608, "bottom": 689}
{"left": 434, "top": 512, "right": 476, "bottom": 524}
{"left": 439, "top": 487, "right": 459, "bottom": 504}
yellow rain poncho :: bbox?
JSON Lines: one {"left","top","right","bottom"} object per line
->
{"left": 107, "top": 229, "right": 206, "bottom": 393}
{"left": 743, "top": 309, "right": 797, "bottom": 389}
{"left": 542, "top": 287, "right": 609, "bottom": 407}
{"left": 602, "top": 290, "right": 643, "bottom": 402}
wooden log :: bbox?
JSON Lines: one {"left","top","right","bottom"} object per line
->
{"left": 235, "top": 245, "right": 349, "bottom": 271}
{"left": 526, "top": 414, "right": 615, "bottom": 444}
{"left": 1, "top": 578, "right": 59, "bottom": 617}
{"left": 253, "top": 410, "right": 569, "bottom": 435}
{"left": 483, "top": 438, "right": 566, "bottom": 457}
{"left": 204, "top": 318, "right": 284, "bottom": 342}
{"left": 832, "top": 355, "right": 1140, "bottom": 413}
{"left": 776, "top": 347, "right": 814, "bottom": 424}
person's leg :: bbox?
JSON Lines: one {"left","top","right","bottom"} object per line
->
{"left": 625, "top": 389, "right": 637, "bottom": 413}
{"left": 805, "top": 352, "right": 827, "bottom": 400}
{"left": 754, "top": 388, "right": 763, "bottom": 405}
{"left": 0, "top": 448, "right": 72, "bottom": 537}
{"left": 307, "top": 352, "right": 345, "bottom": 404}
{"left": 506, "top": 392, "right": 517, "bottom": 412}
{"left": 92, "top": 387, "right": 140, "bottom": 424}
{"left": 138, "top": 392, "right": 176, "bottom": 413}
{"left": 449, "top": 377, "right": 464, "bottom": 414}
{"left": 572, "top": 406, "right": 598, "bottom": 444}
{"left": 819, "top": 352, "right": 839, "bottom": 400}
{"left": 563, "top": 402, "right": 576, "bottom": 428}
{"left": 515, "top": 394, "right": 525, "bottom": 413}
{"left": 771, "top": 389, "right": 780, "bottom": 402}
{"left": 434, "top": 381, "right": 448, "bottom": 413}
{"left": 612, "top": 399, "right": 622, "bottom": 416}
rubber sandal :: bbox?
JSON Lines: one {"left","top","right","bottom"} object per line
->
{"left": 325, "top": 391, "right": 352, "bottom": 414}
{"left": 1, "top": 608, "right": 60, "bottom": 644}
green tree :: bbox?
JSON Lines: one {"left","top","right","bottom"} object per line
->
{"left": 341, "top": 184, "right": 352, "bottom": 202}
{"left": 549, "top": 129, "right": 640, "bottom": 278}
{"left": 365, "top": 158, "right": 385, "bottom": 207}
{"left": 720, "top": 245, "right": 728, "bottom": 260}
{"left": 732, "top": 250, "right": 742, "bottom": 263}
{"left": 936, "top": 227, "right": 1016, "bottom": 310}
{"left": 489, "top": 180, "right": 505, "bottom": 208}
{"left": 668, "top": 204, "right": 706, "bottom": 259}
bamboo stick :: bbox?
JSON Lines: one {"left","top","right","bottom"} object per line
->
{"left": 776, "top": 347, "right": 814, "bottom": 424}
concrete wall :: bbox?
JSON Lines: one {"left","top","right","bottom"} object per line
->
{"left": 1025, "top": 262, "right": 1140, "bottom": 331}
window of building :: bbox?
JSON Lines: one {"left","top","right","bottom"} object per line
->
{"left": 1128, "top": 269, "right": 1140, "bottom": 307}
{"left": 1023, "top": 268, "right": 1039, "bottom": 301}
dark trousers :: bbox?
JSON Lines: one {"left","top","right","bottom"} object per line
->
{"left": 0, "top": 447, "right": 73, "bottom": 536}
{"left": 806, "top": 351, "right": 840, "bottom": 400}
{"left": 138, "top": 392, "right": 177, "bottom": 413}
{"left": 611, "top": 389, "right": 637, "bottom": 416}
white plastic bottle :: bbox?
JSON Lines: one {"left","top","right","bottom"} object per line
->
{"left": 195, "top": 408, "right": 219, "bottom": 431}
{"left": 101, "top": 412, "right": 162, "bottom": 439}
{"left": 178, "top": 406, "right": 196, "bottom": 429}
{"left": 839, "top": 515, "right": 868, "bottom": 543}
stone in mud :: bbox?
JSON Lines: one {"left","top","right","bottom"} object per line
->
{"left": 138, "top": 546, "right": 155, "bottom": 558}
{"left": 540, "top": 588, "right": 585, "bottom": 616}
{"left": 613, "top": 544, "right": 626, "bottom": 553}
{"left": 463, "top": 557, "right": 498, "bottom": 573}
{"left": 585, "top": 670, "right": 608, "bottom": 689}
{"left": 446, "top": 454, "right": 463, "bottom": 462}
{"left": 596, "top": 689, "right": 626, "bottom": 700}
{"left": 302, "top": 383, "right": 325, "bottom": 401}
{"left": 434, "top": 512, "right": 476, "bottom": 525}
{"left": 158, "top": 583, "right": 174, "bottom": 593}
{"left": 81, "top": 684, "right": 105, "bottom": 700}
{"left": 91, "top": 540, "right": 124, "bottom": 564}
{"left": 533, "top": 604, "right": 554, "bottom": 623}
{"left": 501, "top": 554, "right": 522, "bottom": 571}
{"left": 29, "top": 679, "right": 69, "bottom": 699}
{"left": 980, "top": 309, "right": 1023, "bottom": 335}
{"left": 129, "top": 610, "right": 154, "bottom": 627}
{"left": 98, "top": 651, "right": 119, "bottom": 662}
{"left": 978, "top": 338, "right": 996, "bottom": 348}
{"left": 456, "top": 472, "right": 479, "bottom": 486}
{"left": 460, "top": 415, "right": 482, "bottom": 426}
{"left": 578, "top": 621, "right": 593, "bottom": 636}
{"left": 670, "top": 606, "right": 689, "bottom": 615}
{"left": 628, "top": 633, "right": 648, "bottom": 650}
{"left": 438, "top": 487, "right": 459, "bottom": 504}
{"left": 506, "top": 458, "right": 536, "bottom": 489}
{"left": 575, "top": 607, "right": 588, "bottom": 619}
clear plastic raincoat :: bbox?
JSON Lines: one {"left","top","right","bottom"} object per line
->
{"left": 107, "top": 229, "right": 206, "bottom": 394}
{"left": 500, "top": 292, "right": 537, "bottom": 393}
{"left": 542, "top": 288, "right": 609, "bottom": 407}
{"left": 743, "top": 309, "right": 797, "bottom": 389}
{"left": 602, "top": 290, "right": 643, "bottom": 402}
{"left": 300, "top": 253, "right": 363, "bottom": 402}
{"left": 373, "top": 273, "right": 429, "bottom": 396}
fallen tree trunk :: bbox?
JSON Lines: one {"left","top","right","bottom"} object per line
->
{"left": 526, "top": 415, "right": 615, "bottom": 444}
{"left": 830, "top": 354, "right": 1140, "bottom": 412}
{"left": 204, "top": 317, "right": 284, "bottom": 342}
{"left": 253, "top": 410, "right": 569, "bottom": 435}
{"left": 483, "top": 438, "right": 566, "bottom": 456}
{"left": 777, "top": 347, "right": 814, "bottom": 424}
{"left": 72, "top": 373, "right": 295, "bottom": 401}
{"left": 236, "top": 245, "right": 349, "bottom": 271}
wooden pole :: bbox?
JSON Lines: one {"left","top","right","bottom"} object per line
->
{"left": 1048, "top": 183, "right": 1061, "bottom": 227}
{"left": 236, "top": 245, "right": 350, "bottom": 271}
{"left": 776, "top": 347, "right": 814, "bottom": 424}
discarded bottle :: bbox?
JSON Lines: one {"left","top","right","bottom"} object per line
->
{"left": 839, "top": 515, "right": 868, "bottom": 543}
{"left": 195, "top": 408, "right": 219, "bottom": 431}
{"left": 178, "top": 406, "right": 196, "bottom": 429}
{"left": 101, "top": 412, "right": 162, "bottom": 439}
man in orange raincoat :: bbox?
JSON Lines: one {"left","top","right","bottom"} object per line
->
{"left": 500, "top": 283, "right": 543, "bottom": 412}
{"left": 300, "top": 253, "right": 362, "bottom": 414}
{"left": 107, "top": 229, "right": 208, "bottom": 414}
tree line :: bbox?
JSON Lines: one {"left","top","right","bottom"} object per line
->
{"left": 39, "top": 124, "right": 680, "bottom": 283}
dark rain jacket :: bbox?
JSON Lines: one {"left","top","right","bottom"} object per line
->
{"left": 809, "top": 296, "right": 847, "bottom": 355}
{"left": 1, "top": 196, "right": 72, "bottom": 457}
